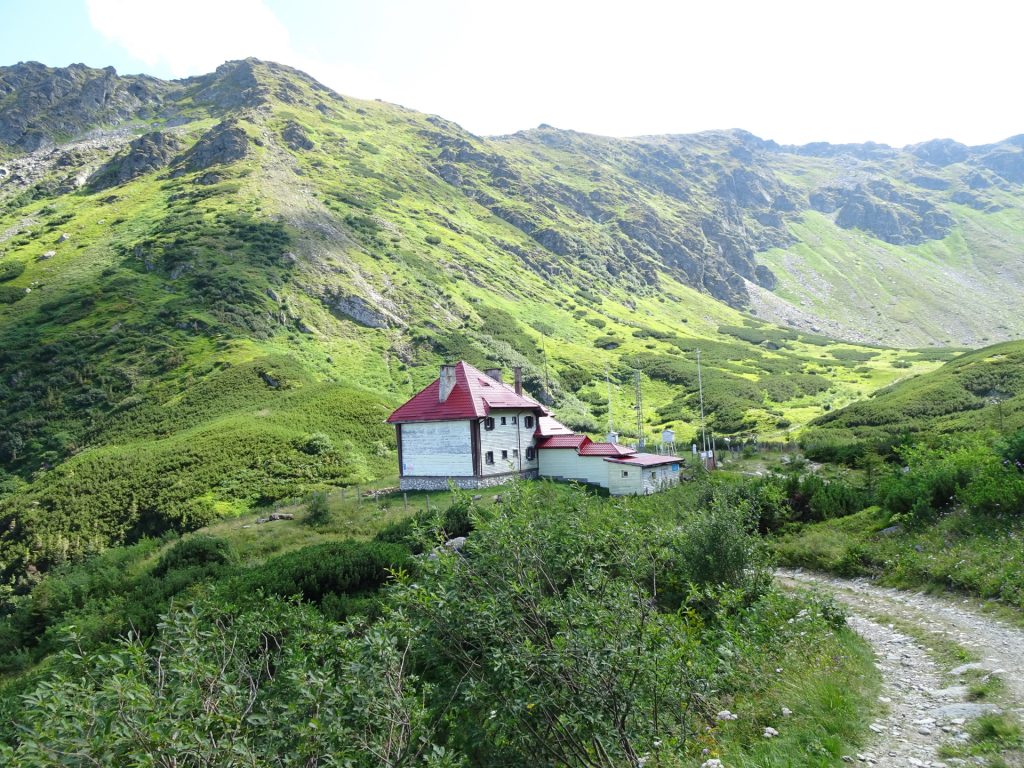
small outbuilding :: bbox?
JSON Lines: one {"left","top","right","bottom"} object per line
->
{"left": 604, "top": 454, "right": 684, "bottom": 496}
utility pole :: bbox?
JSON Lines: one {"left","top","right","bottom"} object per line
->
{"left": 697, "top": 348, "right": 709, "bottom": 457}
{"left": 696, "top": 348, "right": 715, "bottom": 469}
{"left": 606, "top": 365, "right": 614, "bottom": 438}
{"left": 541, "top": 335, "right": 552, "bottom": 403}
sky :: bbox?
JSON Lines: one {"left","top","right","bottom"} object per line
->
{"left": 1, "top": 0, "right": 1021, "bottom": 147}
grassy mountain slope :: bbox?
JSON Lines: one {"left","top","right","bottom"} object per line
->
{"left": 756, "top": 186, "right": 1024, "bottom": 347}
{"left": 0, "top": 58, "right": 1000, "bottom": 582}
{"left": 805, "top": 340, "right": 1024, "bottom": 445}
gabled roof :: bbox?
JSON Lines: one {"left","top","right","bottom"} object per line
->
{"left": 536, "top": 434, "right": 589, "bottom": 450}
{"left": 536, "top": 415, "right": 574, "bottom": 437}
{"left": 605, "top": 453, "right": 683, "bottom": 467}
{"left": 387, "top": 361, "right": 548, "bottom": 424}
{"left": 578, "top": 441, "right": 636, "bottom": 457}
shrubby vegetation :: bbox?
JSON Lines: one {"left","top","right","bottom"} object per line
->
{"left": 0, "top": 261, "right": 25, "bottom": 282}
{"left": 0, "top": 483, "right": 873, "bottom": 766}
{"left": 808, "top": 341, "right": 1024, "bottom": 443}
{"left": 771, "top": 429, "right": 1024, "bottom": 603}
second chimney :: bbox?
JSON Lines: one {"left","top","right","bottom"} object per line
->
{"left": 484, "top": 367, "right": 502, "bottom": 383}
{"left": 514, "top": 366, "right": 523, "bottom": 395}
{"left": 439, "top": 364, "right": 456, "bottom": 402}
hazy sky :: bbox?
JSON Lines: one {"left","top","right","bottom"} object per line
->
{"left": 1, "top": 0, "right": 1020, "bottom": 146}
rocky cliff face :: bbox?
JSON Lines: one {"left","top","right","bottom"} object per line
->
{"left": 0, "top": 62, "right": 170, "bottom": 152}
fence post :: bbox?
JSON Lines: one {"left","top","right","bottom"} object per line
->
{"left": 403, "top": 492, "right": 408, "bottom": 513}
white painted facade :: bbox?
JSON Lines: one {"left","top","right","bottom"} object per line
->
{"left": 477, "top": 409, "right": 539, "bottom": 477}
{"left": 538, "top": 450, "right": 609, "bottom": 486}
{"left": 606, "top": 461, "right": 682, "bottom": 496}
{"left": 400, "top": 420, "right": 473, "bottom": 477}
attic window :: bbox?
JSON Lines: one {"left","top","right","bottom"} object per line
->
{"left": 484, "top": 417, "right": 495, "bottom": 431}
{"left": 511, "top": 416, "right": 517, "bottom": 424}
{"left": 485, "top": 451, "right": 494, "bottom": 465}
{"left": 524, "top": 416, "right": 534, "bottom": 429}
{"left": 500, "top": 416, "right": 507, "bottom": 426}
{"left": 621, "top": 470, "right": 629, "bottom": 478}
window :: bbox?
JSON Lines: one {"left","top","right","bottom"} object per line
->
{"left": 525, "top": 446, "right": 536, "bottom": 461}
{"left": 501, "top": 450, "right": 508, "bottom": 460}
{"left": 484, "top": 417, "right": 495, "bottom": 431}
{"left": 524, "top": 416, "right": 534, "bottom": 429}
{"left": 500, "top": 416, "right": 507, "bottom": 426}
{"left": 513, "top": 449, "right": 519, "bottom": 458}
{"left": 621, "top": 470, "right": 629, "bottom": 478}
{"left": 485, "top": 451, "right": 494, "bottom": 465}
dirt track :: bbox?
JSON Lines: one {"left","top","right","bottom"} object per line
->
{"left": 777, "top": 569, "right": 1024, "bottom": 767}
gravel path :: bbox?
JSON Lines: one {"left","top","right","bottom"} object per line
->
{"left": 777, "top": 569, "right": 1024, "bottom": 767}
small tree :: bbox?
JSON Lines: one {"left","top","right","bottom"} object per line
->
{"left": 304, "top": 490, "right": 331, "bottom": 526}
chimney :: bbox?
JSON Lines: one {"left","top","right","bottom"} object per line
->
{"left": 439, "top": 364, "right": 456, "bottom": 402}
{"left": 514, "top": 366, "right": 523, "bottom": 395}
{"left": 484, "top": 367, "right": 502, "bottom": 383}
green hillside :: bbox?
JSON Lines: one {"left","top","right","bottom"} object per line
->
{"left": 805, "top": 340, "right": 1024, "bottom": 445}
{"left": 3, "top": 58, "right": 1022, "bottom": 583}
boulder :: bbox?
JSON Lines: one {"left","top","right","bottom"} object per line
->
{"left": 282, "top": 121, "right": 314, "bottom": 151}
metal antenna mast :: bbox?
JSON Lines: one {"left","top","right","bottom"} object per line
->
{"left": 634, "top": 369, "right": 645, "bottom": 450}
{"left": 540, "top": 335, "right": 551, "bottom": 401}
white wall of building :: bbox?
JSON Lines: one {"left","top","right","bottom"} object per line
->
{"left": 538, "top": 450, "right": 610, "bottom": 487}
{"left": 606, "top": 461, "right": 682, "bottom": 496}
{"left": 478, "top": 409, "right": 538, "bottom": 476}
{"left": 400, "top": 420, "right": 473, "bottom": 477}
{"left": 606, "top": 464, "right": 642, "bottom": 496}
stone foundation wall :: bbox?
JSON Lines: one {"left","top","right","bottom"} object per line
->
{"left": 399, "top": 469, "right": 538, "bottom": 492}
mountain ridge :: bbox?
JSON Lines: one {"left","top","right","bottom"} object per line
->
{"left": 3, "top": 59, "right": 1024, "bottom": 348}
{"left": 0, "top": 58, "right": 1016, "bottom": 580}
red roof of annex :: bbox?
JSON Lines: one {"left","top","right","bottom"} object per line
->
{"left": 578, "top": 441, "right": 636, "bottom": 457}
{"left": 536, "top": 434, "right": 589, "bottom": 449}
{"left": 387, "top": 361, "right": 548, "bottom": 424}
{"left": 605, "top": 453, "right": 683, "bottom": 467}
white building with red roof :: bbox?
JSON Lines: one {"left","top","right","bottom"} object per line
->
{"left": 387, "top": 361, "right": 550, "bottom": 490}
{"left": 387, "top": 362, "right": 685, "bottom": 494}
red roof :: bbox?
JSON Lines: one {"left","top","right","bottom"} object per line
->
{"left": 536, "top": 434, "right": 589, "bottom": 450}
{"left": 536, "top": 415, "right": 574, "bottom": 437}
{"left": 578, "top": 442, "right": 636, "bottom": 457}
{"left": 387, "top": 361, "right": 548, "bottom": 423}
{"left": 605, "top": 453, "right": 683, "bottom": 467}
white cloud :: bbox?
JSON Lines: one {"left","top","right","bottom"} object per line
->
{"left": 82, "top": 0, "right": 1024, "bottom": 146}
{"left": 86, "top": 0, "right": 295, "bottom": 78}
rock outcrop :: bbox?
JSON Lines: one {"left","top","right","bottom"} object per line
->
{"left": 0, "top": 62, "right": 169, "bottom": 152}
{"left": 811, "top": 182, "right": 954, "bottom": 245}
{"left": 171, "top": 121, "right": 248, "bottom": 177}
{"left": 89, "top": 131, "right": 183, "bottom": 190}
